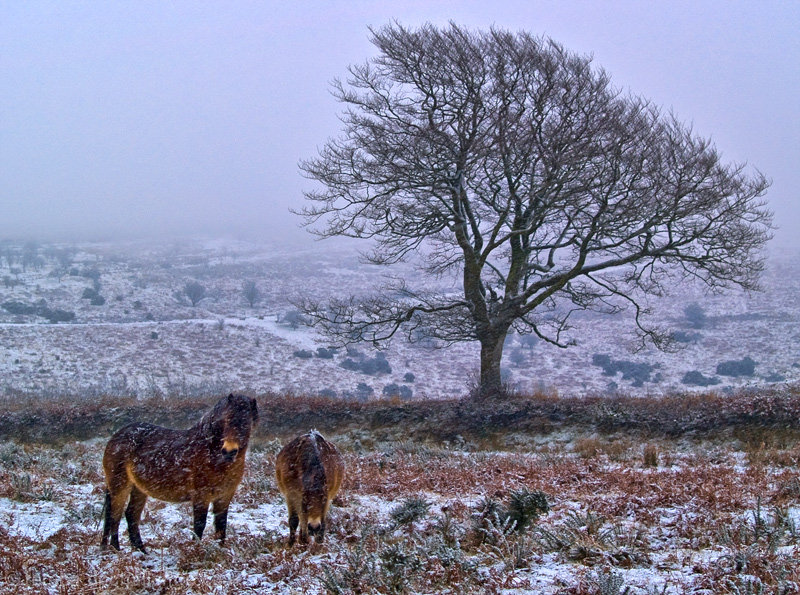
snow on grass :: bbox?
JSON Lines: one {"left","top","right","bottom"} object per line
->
{"left": 1, "top": 425, "right": 799, "bottom": 593}
{"left": 1, "top": 239, "right": 799, "bottom": 401}
{"left": 0, "top": 497, "right": 67, "bottom": 540}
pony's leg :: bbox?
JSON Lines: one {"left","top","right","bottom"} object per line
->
{"left": 317, "top": 519, "right": 326, "bottom": 543}
{"left": 298, "top": 507, "right": 310, "bottom": 545}
{"left": 212, "top": 497, "right": 232, "bottom": 544}
{"left": 287, "top": 503, "right": 299, "bottom": 546}
{"left": 192, "top": 500, "right": 209, "bottom": 540}
{"left": 100, "top": 491, "right": 114, "bottom": 550}
{"left": 101, "top": 484, "right": 131, "bottom": 551}
{"left": 125, "top": 486, "right": 148, "bottom": 553}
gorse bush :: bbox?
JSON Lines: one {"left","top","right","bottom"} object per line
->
{"left": 339, "top": 358, "right": 361, "bottom": 371}
{"left": 592, "top": 354, "right": 656, "bottom": 387}
{"left": 340, "top": 354, "right": 392, "bottom": 375}
{"left": 354, "top": 382, "right": 374, "bottom": 399}
{"left": 320, "top": 539, "right": 376, "bottom": 595}
{"left": 41, "top": 307, "right": 75, "bottom": 323}
{"left": 316, "top": 347, "right": 336, "bottom": 359}
{"left": 717, "top": 357, "right": 757, "bottom": 377}
{"left": 472, "top": 496, "right": 504, "bottom": 545}
{"left": 2, "top": 300, "right": 40, "bottom": 315}
{"left": 506, "top": 489, "right": 550, "bottom": 533}
{"left": 379, "top": 541, "right": 422, "bottom": 593}
{"left": 682, "top": 370, "right": 721, "bottom": 387}
{"left": 1, "top": 300, "right": 75, "bottom": 322}
{"left": 391, "top": 495, "right": 430, "bottom": 528}
{"left": 359, "top": 354, "right": 392, "bottom": 375}
{"left": 472, "top": 490, "right": 550, "bottom": 546}
{"left": 319, "top": 529, "right": 481, "bottom": 594}
{"left": 685, "top": 302, "right": 707, "bottom": 329}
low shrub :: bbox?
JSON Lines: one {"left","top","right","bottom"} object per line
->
{"left": 391, "top": 495, "right": 430, "bottom": 528}
{"left": 316, "top": 347, "right": 335, "bottom": 359}
{"left": 383, "top": 383, "right": 413, "bottom": 400}
{"left": 717, "top": 357, "right": 757, "bottom": 377}
{"left": 643, "top": 444, "right": 659, "bottom": 468}
{"left": 2, "top": 300, "right": 42, "bottom": 315}
{"left": 671, "top": 330, "right": 702, "bottom": 343}
{"left": 682, "top": 370, "right": 720, "bottom": 387}
{"left": 592, "top": 354, "right": 656, "bottom": 387}
{"left": 41, "top": 308, "right": 75, "bottom": 323}
{"left": 505, "top": 488, "right": 549, "bottom": 532}
{"left": 685, "top": 302, "right": 707, "bottom": 329}
{"left": 340, "top": 355, "right": 392, "bottom": 375}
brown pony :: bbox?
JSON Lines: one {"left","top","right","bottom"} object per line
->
{"left": 275, "top": 430, "right": 344, "bottom": 545}
{"left": 101, "top": 393, "right": 258, "bottom": 552}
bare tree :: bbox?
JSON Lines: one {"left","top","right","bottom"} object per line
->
{"left": 21, "top": 241, "right": 40, "bottom": 272}
{"left": 297, "top": 23, "right": 772, "bottom": 396}
{"left": 184, "top": 280, "right": 206, "bottom": 307}
{"left": 242, "top": 280, "right": 261, "bottom": 308}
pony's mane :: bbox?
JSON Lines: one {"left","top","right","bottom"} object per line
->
{"left": 198, "top": 393, "right": 254, "bottom": 441}
{"left": 198, "top": 396, "right": 227, "bottom": 438}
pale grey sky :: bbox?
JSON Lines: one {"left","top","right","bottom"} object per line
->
{"left": 1, "top": 1, "right": 797, "bottom": 245}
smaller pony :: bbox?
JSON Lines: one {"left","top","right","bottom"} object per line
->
{"left": 101, "top": 393, "right": 258, "bottom": 552}
{"left": 275, "top": 430, "right": 344, "bottom": 545}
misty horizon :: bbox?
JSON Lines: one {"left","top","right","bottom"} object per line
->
{"left": 2, "top": 2, "right": 798, "bottom": 246}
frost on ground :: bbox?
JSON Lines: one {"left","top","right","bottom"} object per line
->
{"left": 0, "top": 424, "right": 799, "bottom": 594}
{"left": 0, "top": 239, "right": 799, "bottom": 400}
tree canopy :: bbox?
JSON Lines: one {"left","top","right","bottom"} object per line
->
{"left": 298, "top": 22, "right": 772, "bottom": 396}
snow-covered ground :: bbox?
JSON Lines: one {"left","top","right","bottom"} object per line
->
{"left": 0, "top": 238, "right": 798, "bottom": 592}
{"left": 1, "top": 435, "right": 797, "bottom": 593}
{"left": 0, "top": 238, "right": 798, "bottom": 400}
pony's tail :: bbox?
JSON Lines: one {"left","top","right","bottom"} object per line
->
{"left": 98, "top": 490, "right": 110, "bottom": 533}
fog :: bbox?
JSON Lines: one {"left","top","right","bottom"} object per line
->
{"left": 1, "top": 1, "right": 797, "bottom": 246}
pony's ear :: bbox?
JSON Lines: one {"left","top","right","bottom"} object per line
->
{"left": 250, "top": 397, "right": 259, "bottom": 424}
{"left": 227, "top": 393, "right": 235, "bottom": 402}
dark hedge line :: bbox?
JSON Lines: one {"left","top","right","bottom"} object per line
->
{"left": 1, "top": 386, "right": 800, "bottom": 445}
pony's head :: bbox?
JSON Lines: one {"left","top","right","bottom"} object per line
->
{"left": 307, "top": 515, "right": 325, "bottom": 539}
{"left": 302, "top": 487, "right": 328, "bottom": 539}
{"left": 202, "top": 393, "right": 259, "bottom": 461}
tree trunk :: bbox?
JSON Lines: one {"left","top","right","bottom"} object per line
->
{"left": 478, "top": 330, "right": 507, "bottom": 397}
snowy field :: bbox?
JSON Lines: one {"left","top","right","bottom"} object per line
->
{"left": 0, "top": 238, "right": 798, "bottom": 400}
{"left": 1, "top": 423, "right": 798, "bottom": 593}
{"left": 0, "top": 239, "right": 799, "bottom": 592}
